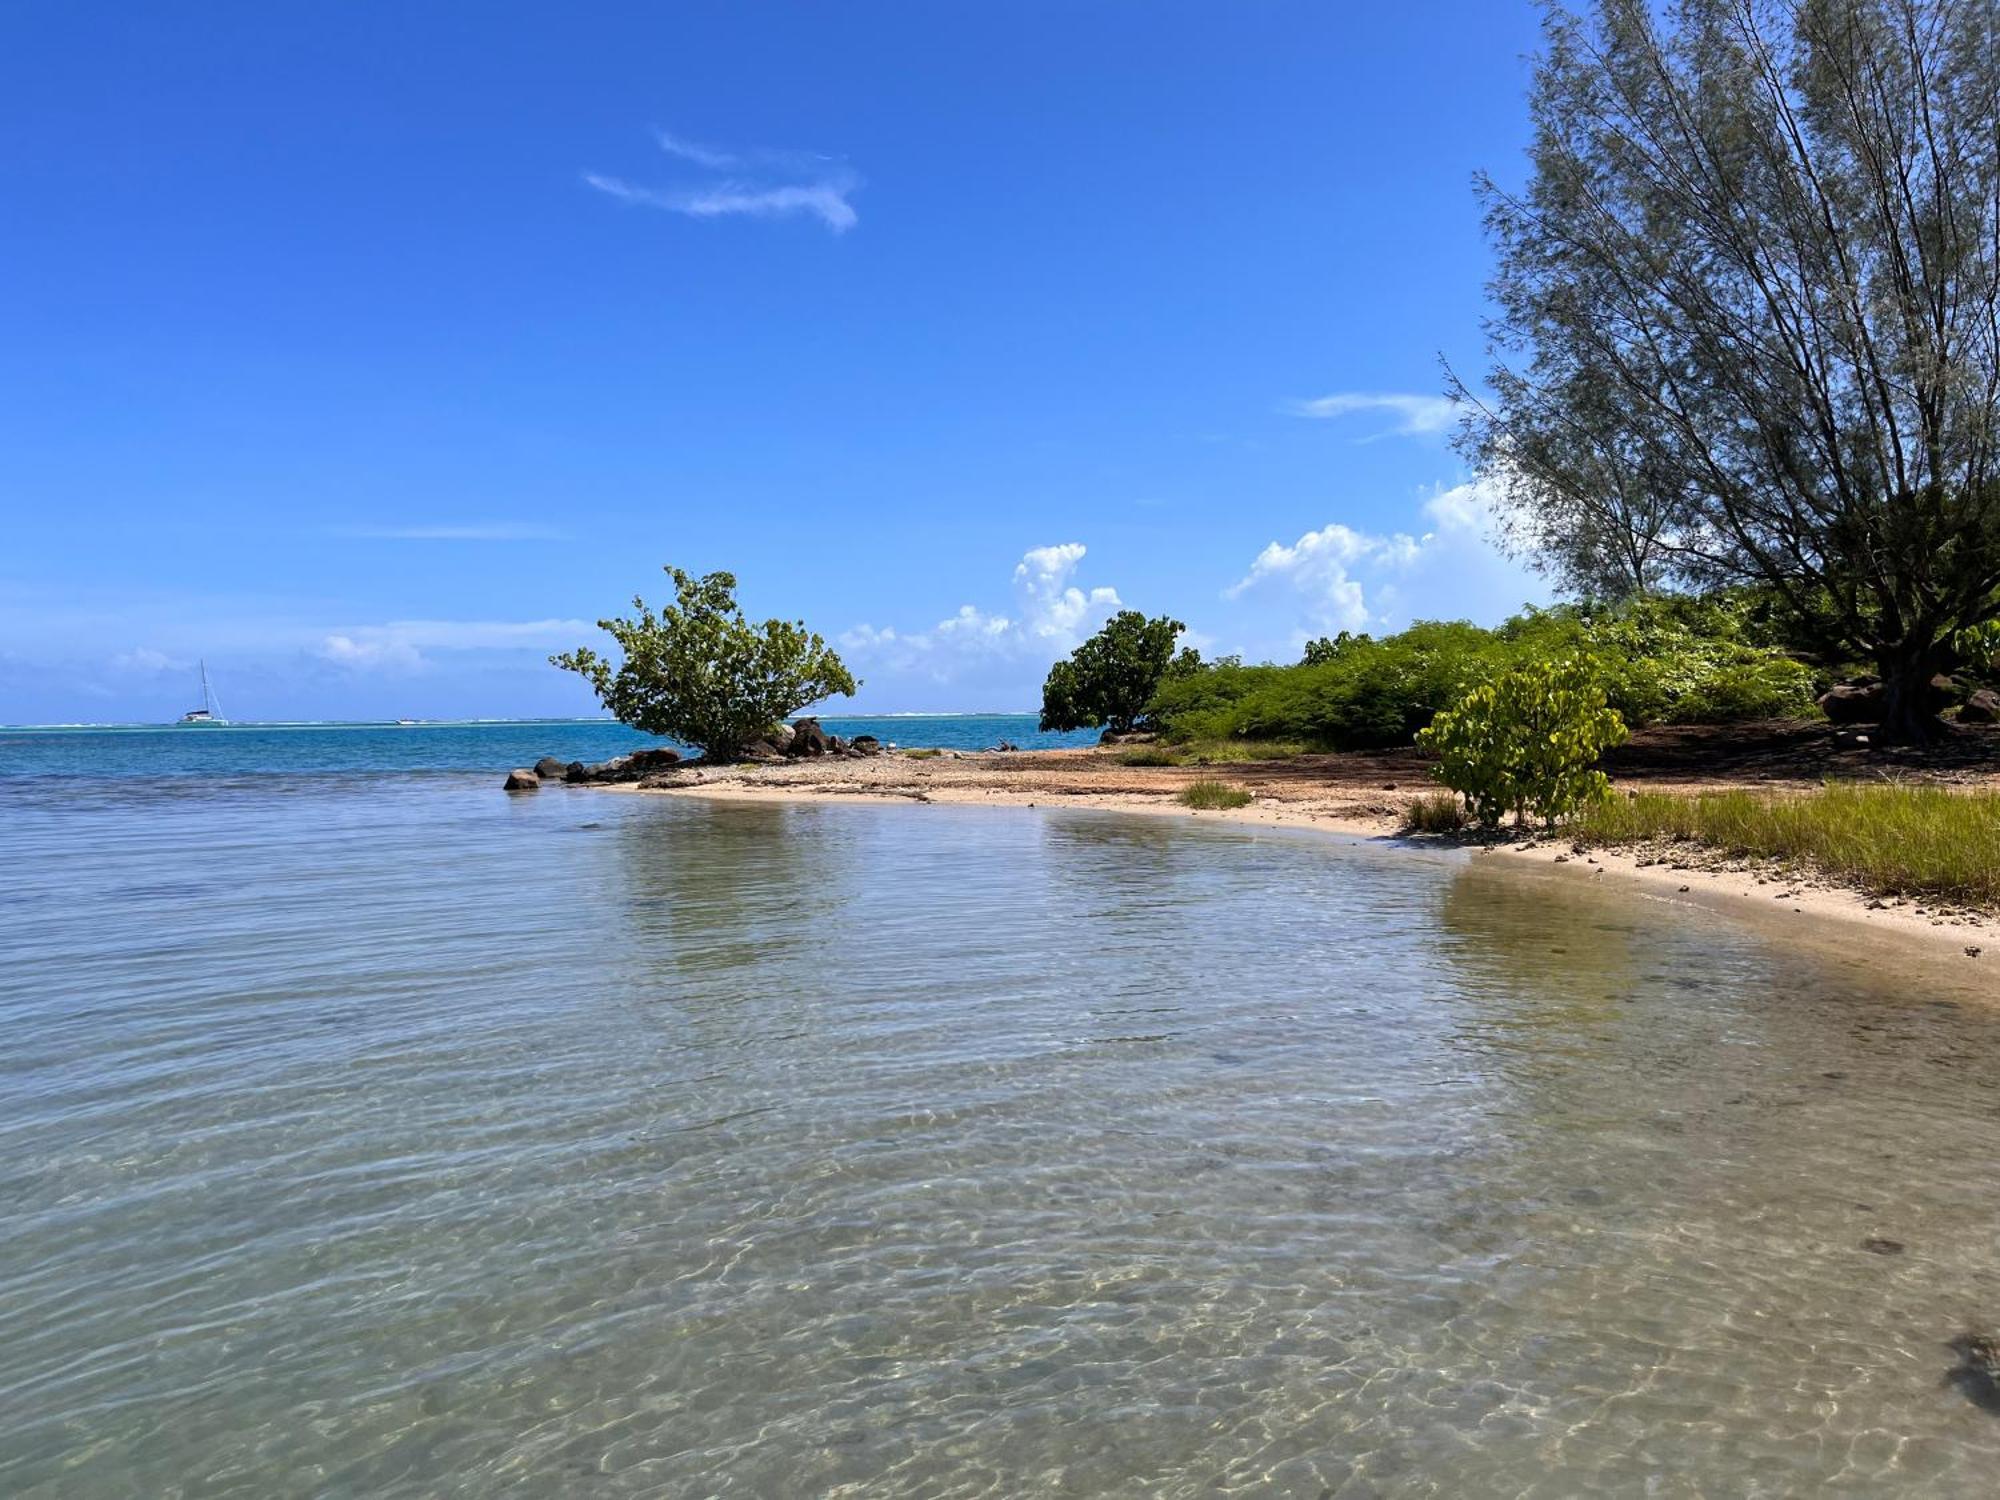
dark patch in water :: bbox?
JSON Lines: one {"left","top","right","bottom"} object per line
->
{"left": 1946, "top": 1335, "right": 2000, "bottom": 1415}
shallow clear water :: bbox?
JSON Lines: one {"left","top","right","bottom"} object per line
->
{"left": 4, "top": 771, "right": 1999, "bottom": 1496}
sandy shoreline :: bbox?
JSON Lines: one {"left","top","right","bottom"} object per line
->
{"left": 589, "top": 738, "right": 1996, "bottom": 978}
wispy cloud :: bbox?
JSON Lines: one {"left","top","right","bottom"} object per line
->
{"left": 586, "top": 128, "right": 860, "bottom": 233}
{"left": 108, "top": 646, "right": 189, "bottom": 675}
{"left": 1289, "top": 392, "right": 1458, "bottom": 439}
{"left": 315, "top": 618, "right": 592, "bottom": 673}
{"left": 332, "top": 523, "right": 568, "bottom": 542}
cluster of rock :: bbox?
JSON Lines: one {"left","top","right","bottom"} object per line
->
{"left": 736, "top": 719, "right": 885, "bottom": 762}
{"left": 1818, "top": 674, "right": 2000, "bottom": 725}
{"left": 502, "top": 719, "right": 886, "bottom": 789}
{"left": 503, "top": 749, "right": 683, "bottom": 790}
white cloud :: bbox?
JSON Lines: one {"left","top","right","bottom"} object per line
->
{"left": 838, "top": 544, "right": 1123, "bottom": 681}
{"left": 1013, "top": 543, "right": 1122, "bottom": 641}
{"left": 314, "top": 618, "right": 592, "bottom": 673}
{"left": 653, "top": 130, "right": 744, "bottom": 172}
{"left": 318, "top": 634, "right": 426, "bottom": 672}
{"left": 332, "top": 523, "right": 567, "bottom": 542}
{"left": 109, "top": 647, "right": 189, "bottom": 674}
{"left": 1225, "top": 480, "right": 1536, "bottom": 637}
{"left": 1290, "top": 392, "right": 1458, "bottom": 438}
{"left": 1224, "top": 522, "right": 1422, "bottom": 631}
{"left": 586, "top": 129, "right": 860, "bottom": 234}
{"left": 1421, "top": 481, "right": 1492, "bottom": 534}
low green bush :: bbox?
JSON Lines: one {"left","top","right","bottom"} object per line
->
{"left": 1117, "top": 747, "right": 1180, "bottom": 767}
{"left": 1416, "top": 655, "right": 1628, "bottom": 828}
{"left": 1403, "top": 791, "right": 1467, "bottom": 833}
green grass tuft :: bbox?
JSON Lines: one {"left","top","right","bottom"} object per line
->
{"left": 1177, "top": 779, "right": 1254, "bottom": 810}
{"left": 1403, "top": 790, "right": 1467, "bottom": 833}
{"left": 1117, "top": 747, "right": 1182, "bottom": 767}
{"left": 1569, "top": 783, "right": 2000, "bottom": 905}
{"left": 1176, "top": 737, "right": 1310, "bottom": 764}
{"left": 903, "top": 747, "right": 943, "bottom": 760}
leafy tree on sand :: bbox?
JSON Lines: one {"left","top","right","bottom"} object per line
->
{"left": 1039, "top": 611, "right": 1189, "bottom": 734}
{"left": 1457, "top": 0, "right": 2000, "bottom": 738}
{"left": 552, "top": 567, "right": 857, "bottom": 759}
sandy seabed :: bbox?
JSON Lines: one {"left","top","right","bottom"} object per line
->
{"left": 589, "top": 729, "right": 1999, "bottom": 988}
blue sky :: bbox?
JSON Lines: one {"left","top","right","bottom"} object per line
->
{"left": 1, "top": 1, "right": 1552, "bottom": 724}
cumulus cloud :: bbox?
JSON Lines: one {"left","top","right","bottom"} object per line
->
{"left": 585, "top": 128, "right": 860, "bottom": 233}
{"left": 1013, "top": 543, "right": 1122, "bottom": 641}
{"left": 1289, "top": 392, "right": 1458, "bottom": 439}
{"left": 838, "top": 544, "right": 1123, "bottom": 680}
{"left": 1225, "top": 480, "right": 1530, "bottom": 636}
{"left": 1224, "top": 522, "right": 1423, "bottom": 631}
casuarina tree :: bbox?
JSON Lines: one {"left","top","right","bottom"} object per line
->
{"left": 1458, "top": 0, "right": 2000, "bottom": 738}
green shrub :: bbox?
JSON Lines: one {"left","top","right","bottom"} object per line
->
{"left": 1178, "top": 779, "right": 1253, "bottom": 810}
{"left": 553, "top": 566, "right": 857, "bottom": 759}
{"left": 1147, "top": 662, "right": 1286, "bottom": 743}
{"left": 1117, "top": 747, "right": 1181, "bottom": 767}
{"left": 1403, "top": 791, "right": 1468, "bottom": 833}
{"left": 1416, "top": 656, "right": 1629, "bottom": 828}
{"left": 1142, "top": 593, "right": 1819, "bottom": 749}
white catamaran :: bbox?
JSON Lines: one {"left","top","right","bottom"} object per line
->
{"left": 178, "top": 661, "right": 227, "bottom": 725}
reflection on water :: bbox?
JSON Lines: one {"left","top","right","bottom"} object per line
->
{"left": 2, "top": 777, "right": 1998, "bottom": 1496}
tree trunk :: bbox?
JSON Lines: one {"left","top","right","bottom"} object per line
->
{"left": 1876, "top": 641, "right": 1946, "bottom": 743}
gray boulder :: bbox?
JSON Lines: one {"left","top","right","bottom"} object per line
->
{"left": 1818, "top": 682, "right": 1883, "bottom": 724}
{"left": 789, "top": 718, "right": 834, "bottom": 757}
{"left": 503, "top": 768, "right": 540, "bottom": 791}
{"left": 850, "top": 735, "right": 882, "bottom": 755}
{"left": 533, "top": 756, "right": 568, "bottom": 779}
{"left": 1960, "top": 688, "right": 2000, "bottom": 724}
{"left": 764, "top": 723, "right": 797, "bottom": 752}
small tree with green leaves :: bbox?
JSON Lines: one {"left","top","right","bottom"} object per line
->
{"left": 1416, "top": 655, "right": 1628, "bottom": 828}
{"left": 1039, "top": 611, "right": 1186, "bottom": 734}
{"left": 552, "top": 567, "right": 857, "bottom": 759}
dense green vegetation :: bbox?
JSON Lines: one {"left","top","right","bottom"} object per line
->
{"left": 1146, "top": 596, "right": 1819, "bottom": 750}
{"left": 1177, "top": 779, "right": 1253, "bottom": 810}
{"left": 1571, "top": 786, "right": 2000, "bottom": 907}
{"left": 1417, "top": 656, "right": 1627, "bottom": 828}
{"left": 553, "top": 567, "right": 856, "bottom": 759}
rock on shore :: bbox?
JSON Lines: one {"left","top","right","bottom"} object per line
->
{"left": 513, "top": 721, "right": 888, "bottom": 788}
